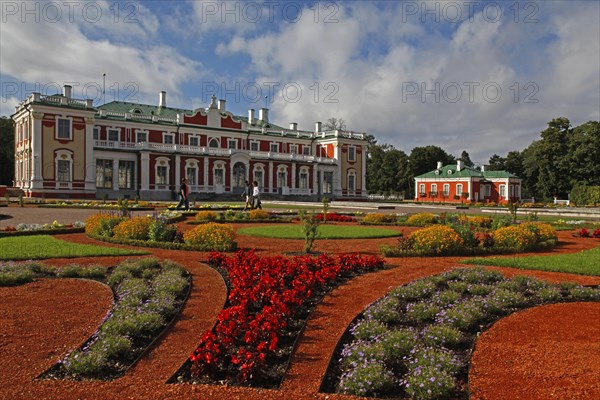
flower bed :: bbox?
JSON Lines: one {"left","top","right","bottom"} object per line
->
{"left": 323, "top": 268, "right": 600, "bottom": 399}
{"left": 35, "top": 258, "right": 191, "bottom": 380}
{"left": 381, "top": 222, "right": 558, "bottom": 257}
{"left": 316, "top": 212, "right": 356, "bottom": 222}
{"left": 84, "top": 213, "right": 236, "bottom": 252}
{"left": 38, "top": 200, "right": 155, "bottom": 211}
{"left": 188, "top": 209, "right": 293, "bottom": 224}
{"left": 0, "top": 221, "right": 85, "bottom": 237}
{"left": 173, "top": 250, "right": 384, "bottom": 387}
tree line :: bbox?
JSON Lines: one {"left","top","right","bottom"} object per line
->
{"left": 364, "top": 117, "right": 600, "bottom": 202}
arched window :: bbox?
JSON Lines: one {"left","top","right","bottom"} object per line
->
{"left": 232, "top": 162, "right": 246, "bottom": 188}
{"left": 185, "top": 159, "right": 199, "bottom": 187}
{"left": 347, "top": 169, "right": 356, "bottom": 192}
{"left": 253, "top": 164, "right": 264, "bottom": 187}
{"left": 155, "top": 157, "right": 170, "bottom": 186}
{"left": 208, "top": 138, "right": 219, "bottom": 148}
{"left": 277, "top": 166, "right": 287, "bottom": 189}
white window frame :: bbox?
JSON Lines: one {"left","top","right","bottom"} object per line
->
{"left": 277, "top": 166, "right": 287, "bottom": 189}
{"left": 93, "top": 126, "right": 100, "bottom": 141}
{"left": 108, "top": 128, "right": 120, "bottom": 142}
{"left": 419, "top": 183, "right": 425, "bottom": 196}
{"left": 96, "top": 159, "right": 113, "bottom": 188}
{"left": 136, "top": 130, "right": 148, "bottom": 143}
{"left": 118, "top": 160, "right": 136, "bottom": 189}
{"left": 270, "top": 143, "right": 279, "bottom": 153}
{"left": 347, "top": 170, "right": 356, "bottom": 193}
{"left": 213, "top": 161, "right": 225, "bottom": 186}
{"left": 189, "top": 135, "right": 200, "bottom": 147}
{"left": 253, "top": 164, "right": 264, "bottom": 187}
{"left": 499, "top": 184, "right": 506, "bottom": 197}
{"left": 456, "top": 184, "right": 463, "bottom": 196}
{"left": 299, "top": 167, "right": 309, "bottom": 189}
{"left": 509, "top": 185, "right": 514, "bottom": 197}
{"left": 155, "top": 157, "right": 170, "bottom": 187}
{"left": 430, "top": 183, "right": 438, "bottom": 195}
{"left": 228, "top": 139, "right": 238, "bottom": 149}
{"left": 290, "top": 144, "right": 298, "bottom": 154}
{"left": 443, "top": 184, "right": 450, "bottom": 196}
{"left": 302, "top": 146, "right": 311, "bottom": 156}
{"left": 185, "top": 159, "right": 199, "bottom": 187}
{"left": 163, "top": 132, "right": 175, "bottom": 145}
{"left": 348, "top": 145, "right": 356, "bottom": 162}
{"left": 208, "top": 138, "right": 220, "bottom": 148}
{"left": 55, "top": 151, "right": 73, "bottom": 185}
{"left": 483, "top": 184, "right": 491, "bottom": 197}
{"left": 250, "top": 141, "right": 260, "bottom": 151}
{"left": 56, "top": 117, "right": 72, "bottom": 140}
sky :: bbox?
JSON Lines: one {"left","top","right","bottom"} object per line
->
{"left": 1, "top": 0, "right": 599, "bottom": 165}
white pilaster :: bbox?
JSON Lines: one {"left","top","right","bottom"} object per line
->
{"left": 84, "top": 117, "right": 96, "bottom": 191}
{"left": 140, "top": 152, "right": 150, "bottom": 191}
{"left": 30, "top": 112, "right": 43, "bottom": 188}
{"left": 204, "top": 157, "right": 209, "bottom": 191}
{"left": 268, "top": 161, "right": 273, "bottom": 193}
{"left": 175, "top": 154, "right": 181, "bottom": 187}
{"left": 291, "top": 163, "right": 296, "bottom": 190}
{"left": 361, "top": 145, "right": 367, "bottom": 194}
{"left": 112, "top": 159, "right": 119, "bottom": 190}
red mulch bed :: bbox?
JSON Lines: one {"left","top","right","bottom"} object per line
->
{"left": 1, "top": 225, "right": 599, "bottom": 399}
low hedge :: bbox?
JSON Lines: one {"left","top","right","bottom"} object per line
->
{"left": 0, "top": 227, "right": 85, "bottom": 238}
{"left": 88, "top": 233, "right": 237, "bottom": 252}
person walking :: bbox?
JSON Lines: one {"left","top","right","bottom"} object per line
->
{"left": 252, "top": 180, "right": 262, "bottom": 209}
{"left": 242, "top": 180, "right": 253, "bottom": 211}
{"left": 176, "top": 178, "right": 190, "bottom": 210}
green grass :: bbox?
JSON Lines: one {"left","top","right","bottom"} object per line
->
{"left": 462, "top": 245, "right": 600, "bottom": 276}
{"left": 237, "top": 225, "right": 402, "bottom": 239}
{"left": 0, "top": 235, "right": 148, "bottom": 260}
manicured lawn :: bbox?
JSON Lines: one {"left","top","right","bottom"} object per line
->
{"left": 462, "top": 245, "right": 600, "bottom": 276}
{"left": 0, "top": 235, "right": 148, "bottom": 260}
{"left": 237, "top": 225, "right": 402, "bottom": 239}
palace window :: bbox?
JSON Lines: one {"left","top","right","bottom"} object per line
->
{"left": 56, "top": 118, "right": 72, "bottom": 140}
{"left": 443, "top": 184, "right": 450, "bottom": 196}
{"left": 118, "top": 161, "right": 135, "bottom": 189}
{"left": 323, "top": 171, "right": 333, "bottom": 194}
{"left": 499, "top": 185, "right": 506, "bottom": 197}
{"left": 163, "top": 133, "right": 174, "bottom": 144}
{"left": 93, "top": 127, "right": 100, "bottom": 140}
{"left": 96, "top": 159, "right": 113, "bottom": 188}
{"left": 303, "top": 146, "right": 311, "bottom": 156}
{"left": 456, "top": 184, "right": 463, "bottom": 196}
{"left": 250, "top": 141, "right": 259, "bottom": 151}
{"left": 189, "top": 136, "right": 199, "bottom": 147}
{"left": 270, "top": 143, "right": 279, "bottom": 153}
{"left": 228, "top": 139, "right": 237, "bottom": 149}
{"left": 208, "top": 138, "right": 219, "bottom": 148}
{"left": 347, "top": 170, "right": 356, "bottom": 192}
{"left": 156, "top": 166, "right": 168, "bottom": 185}
{"left": 108, "top": 129, "right": 119, "bottom": 142}
{"left": 136, "top": 131, "right": 147, "bottom": 143}
{"left": 348, "top": 146, "right": 356, "bottom": 162}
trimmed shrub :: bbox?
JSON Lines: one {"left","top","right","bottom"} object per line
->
{"left": 362, "top": 213, "right": 395, "bottom": 224}
{"left": 409, "top": 225, "right": 464, "bottom": 255}
{"left": 493, "top": 225, "right": 537, "bottom": 251}
{"left": 248, "top": 209, "right": 270, "bottom": 220}
{"left": 85, "top": 214, "right": 122, "bottom": 237}
{"left": 520, "top": 222, "right": 557, "bottom": 243}
{"left": 183, "top": 222, "right": 236, "bottom": 251}
{"left": 113, "top": 217, "right": 153, "bottom": 240}
{"left": 148, "top": 219, "right": 180, "bottom": 242}
{"left": 195, "top": 210, "right": 219, "bottom": 222}
{"left": 406, "top": 212, "right": 438, "bottom": 227}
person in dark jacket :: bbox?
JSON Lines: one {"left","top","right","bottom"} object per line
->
{"left": 176, "top": 178, "right": 190, "bottom": 210}
{"left": 242, "top": 180, "right": 253, "bottom": 210}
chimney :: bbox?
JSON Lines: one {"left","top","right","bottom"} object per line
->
{"left": 259, "top": 107, "right": 269, "bottom": 122}
{"left": 481, "top": 165, "right": 486, "bottom": 172}
{"left": 63, "top": 85, "right": 72, "bottom": 99}
{"left": 289, "top": 122, "right": 297, "bottom": 130}
{"left": 218, "top": 99, "right": 226, "bottom": 111}
{"left": 159, "top": 91, "right": 166, "bottom": 107}
{"left": 315, "top": 121, "right": 322, "bottom": 133}
{"left": 457, "top": 160, "right": 464, "bottom": 171}
{"left": 248, "top": 109, "right": 255, "bottom": 125}
{"left": 436, "top": 161, "right": 443, "bottom": 170}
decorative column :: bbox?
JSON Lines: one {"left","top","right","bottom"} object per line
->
{"left": 175, "top": 154, "right": 181, "bottom": 187}
{"left": 112, "top": 159, "right": 120, "bottom": 190}
{"left": 334, "top": 143, "right": 342, "bottom": 196}
{"left": 84, "top": 117, "right": 96, "bottom": 191}
{"left": 361, "top": 145, "right": 367, "bottom": 195}
{"left": 268, "top": 161, "right": 273, "bottom": 193}
{"left": 291, "top": 162, "right": 296, "bottom": 193}
{"left": 312, "top": 165, "right": 319, "bottom": 196}
{"left": 140, "top": 152, "right": 150, "bottom": 191}
{"left": 30, "top": 112, "right": 43, "bottom": 189}
{"left": 204, "top": 157, "right": 209, "bottom": 191}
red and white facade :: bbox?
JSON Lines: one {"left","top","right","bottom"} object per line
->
{"left": 12, "top": 86, "right": 368, "bottom": 200}
{"left": 414, "top": 161, "right": 522, "bottom": 203}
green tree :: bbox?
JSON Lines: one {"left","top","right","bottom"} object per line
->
{"left": 487, "top": 154, "right": 506, "bottom": 170}
{"left": 459, "top": 150, "right": 474, "bottom": 167}
{"left": 409, "top": 145, "right": 454, "bottom": 177}
{"left": 0, "top": 117, "right": 15, "bottom": 186}
{"left": 366, "top": 144, "right": 409, "bottom": 195}
{"left": 534, "top": 117, "right": 572, "bottom": 199}
{"left": 568, "top": 121, "right": 600, "bottom": 186}
{"left": 504, "top": 151, "right": 524, "bottom": 177}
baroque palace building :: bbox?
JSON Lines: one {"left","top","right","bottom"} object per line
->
{"left": 12, "top": 85, "right": 368, "bottom": 201}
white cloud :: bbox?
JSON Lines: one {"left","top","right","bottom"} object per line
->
{"left": 0, "top": 96, "right": 20, "bottom": 117}
{"left": 216, "top": 1, "right": 599, "bottom": 162}
{"left": 0, "top": 11, "right": 202, "bottom": 108}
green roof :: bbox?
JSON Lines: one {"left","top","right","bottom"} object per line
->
{"left": 415, "top": 165, "right": 520, "bottom": 179}
{"left": 415, "top": 165, "right": 483, "bottom": 179}
{"left": 98, "top": 101, "right": 188, "bottom": 119}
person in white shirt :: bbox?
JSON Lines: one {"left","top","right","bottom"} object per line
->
{"left": 252, "top": 180, "right": 262, "bottom": 209}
